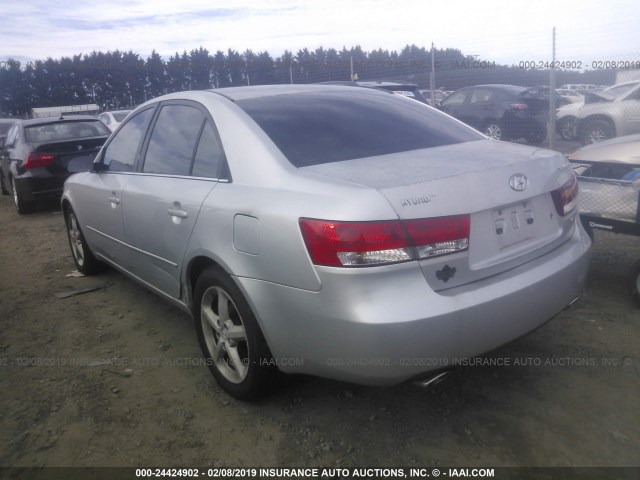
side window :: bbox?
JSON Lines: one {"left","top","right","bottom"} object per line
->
{"left": 103, "top": 108, "right": 154, "bottom": 172}
{"left": 143, "top": 105, "right": 204, "bottom": 176}
{"left": 469, "top": 89, "right": 493, "bottom": 104}
{"left": 441, "top": 91, "right": 466, "bottom": 107}
{"left": 5, "top": 125, "right": 18, "bottom": 147}
{"left": 192, "top": 120, "right": 224, "bottom": 178}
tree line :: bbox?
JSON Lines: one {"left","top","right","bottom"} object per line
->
{"left": 0, "top": 44, "right": 615, "bottom": 116}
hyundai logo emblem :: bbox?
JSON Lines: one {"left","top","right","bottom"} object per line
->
{"left": 509, "top": 174, "right": 528, "bottom": 192}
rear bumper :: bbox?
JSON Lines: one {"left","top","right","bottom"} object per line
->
{"left": 236, "top": 217, "right": 592, "bottom": 386}
{"left": 13, "top": 175, "right": 67, "bottom": 201}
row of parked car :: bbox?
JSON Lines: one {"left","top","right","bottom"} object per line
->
{"left": 415, "top": 80, "right": 640, "bottom": 147}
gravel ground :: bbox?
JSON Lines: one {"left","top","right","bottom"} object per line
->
{"left": 0, "top": 188, "right": 639, "bottom": 470}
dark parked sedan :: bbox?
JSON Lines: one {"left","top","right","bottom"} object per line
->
{"left": 439, "top": 84, "right": 549, "bottom": 144}
{"left": 0, "top": 116, "right": 111, "bottom": 213}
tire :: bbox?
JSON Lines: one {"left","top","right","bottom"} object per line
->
{"left": 628, "top": 259, "right": 640, "bottom": 307}
{"left": 483, "top": 122, "right": 503, "bottom": 140}
{"left": 11, "top": 177, "right": 35, "bottom": 214}
{"left": 580, "top": 119, "right": 615, "bottom": 145}
{"left": 558, "top": 117, "right": 577, "bottom": 141}
{"left": 194, "top": 267, "right": 278, "bottom": 400}
{"left": 525, "top": 128, "right": 546, "bottom": 145}
{"left": 0, "top": 171, "right": 9, "bottom": 195}
{"left": 65, "top": 208, "right": 105, "bottom": 274}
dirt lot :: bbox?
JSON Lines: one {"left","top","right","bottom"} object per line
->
{"left": 0, "top": 193, "right": 639, "bottom": 470}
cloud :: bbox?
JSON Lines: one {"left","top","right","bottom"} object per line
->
{"left": 1, "top": 0, "right": 638, "bottom": 66}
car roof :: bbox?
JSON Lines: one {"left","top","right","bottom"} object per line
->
{"left": 20, "top": 115, "right": 102, "bottom": 127}
{"left": 208, "top": 84, "right": 381, "bottom": 101}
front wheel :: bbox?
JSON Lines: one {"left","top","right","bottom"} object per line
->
{"left": 483, "top": 122, "right": 503, "bottom": 140}
{"left": 65, "top": 208, "right": 105, "bottom": 274}
{"left": 628, "top": 259, "right": 640, "bottom": 307}
{"left": 194, "top": 267, "right": 278, "bottom": 400}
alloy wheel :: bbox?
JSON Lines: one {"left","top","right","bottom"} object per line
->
{"left": 200, "top": 286, "right": 249, "bottom": 384}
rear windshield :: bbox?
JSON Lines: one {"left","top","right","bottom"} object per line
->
{"left": 113, "top": 112, "right": 131, "bottom": 122}
{"left": 237, "top": 90, "right": 482, "bottom": 167}
{"left": 25, "top": 121, "right": 110, "bottom": 143}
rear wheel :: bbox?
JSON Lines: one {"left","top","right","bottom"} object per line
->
{"left": 65, "top": 208, "right": 105, "bottom": 274}
{"left": 525, "top": 128, "right": 546, "bottom": 144}
{"left": 558, "top": 117, "right": 577, "bottom": 141}
{"left": 628, "top": 259, "right": 640, "bottom": 307}
{"left": 194, "top": 267, "right": 278, "bottom": 400}
{"left": 11, "top": 177, "right": 34, "bottom": 214}
{"left": 580, "top": 119, "right": 615, "bottom": 145}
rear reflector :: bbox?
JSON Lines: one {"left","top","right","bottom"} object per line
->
{"left": 551, "top": 174, "right": 578, "bottom": 216}
{"left": 300, "top": 215, "right": 470, "bottom": 267}
{"left": 24, "top": 153, "right": 56, "bottom": 169}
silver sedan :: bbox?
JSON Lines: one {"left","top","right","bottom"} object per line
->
{"left": 62, "top": 85, "right": 592, "bottom": 399}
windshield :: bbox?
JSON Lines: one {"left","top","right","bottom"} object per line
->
{"left": 238, "top": 90, "right": 483, "bottom": 167}
{"left": 604, "top": 83, "right": 638, "bottom": 98}
{"left": 25, "top": 120, "right": 111, "bottom": 143}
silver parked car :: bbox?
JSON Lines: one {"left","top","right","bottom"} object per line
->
{"left": 62, "top": 85, "right": 592, "bottom": 399}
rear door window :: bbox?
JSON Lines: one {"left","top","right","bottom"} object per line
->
{"left": 143, "top": 105, "right": 205, "bottom": 176}
{"left": 192, "top": 120, "right": 224, "bottom": 179}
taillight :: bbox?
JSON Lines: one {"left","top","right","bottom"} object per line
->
{"left": 299, "top": 215, "right": 470, "bottom": 267}
{"left": 551, "top": 174, "right": 578, "bottom": 216}
{"left": 404, "top": 216, "right": 470, "bottom": 259}
{"left": 509, "top": 103, "right": 528, "bottom": 111}
{"left": 24, "top": 153, "right": 56, "bottom": 169}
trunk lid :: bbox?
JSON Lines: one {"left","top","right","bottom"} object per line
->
{"left": 301, "top": 139, "right": 576, "bottom": 290}
{"left": 33, "top": 137, "right": 107, "bottom": 173}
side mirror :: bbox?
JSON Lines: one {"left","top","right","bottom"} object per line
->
{"left": 93, "top": 161, "right": 109, "bottom": 173}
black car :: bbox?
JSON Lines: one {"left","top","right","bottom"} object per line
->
{"left": 0, "top": 118, "right": 17, "bottom": 145}
{"left": 0, "top": 116, "right": 111, "bottom": 213}
{"left": 439, "top": 84, "right": 549, "bottom": 144}
{"left": 318, "top": 81, "right": 429, "bottom": 104}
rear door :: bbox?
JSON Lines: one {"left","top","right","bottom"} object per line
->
{"left": 121, "top": 101, "right": 225, "bottom": 298}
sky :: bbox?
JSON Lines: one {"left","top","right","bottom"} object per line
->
{"left": 1, "top": 0, "right": 639, "bottom": 67}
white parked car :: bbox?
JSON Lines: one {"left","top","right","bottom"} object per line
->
{"left": 98, "top": 110, "right": 132, "bottom": 132}
{"left": 556, "top": 81, "right": 640, "bottom": 142}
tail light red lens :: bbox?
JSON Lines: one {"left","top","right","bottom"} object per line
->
{"left": 551, "top": 174, "right": 578, "bottom": 216}
{"left": 404, "top": 215, "right": 470, "bottom": 259}
{"left": 509, "top": 103, "right": 528, "bottom": 111}
{"left": 300, "top": 215, "right": 470, "bottom": 267}
{"left": 24, "top": 153, "right": 56, "bottom": 169}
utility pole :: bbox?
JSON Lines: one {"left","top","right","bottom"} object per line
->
{"left": 549, "top": 27, "right": 556, "bottom": 150}
{"left": 430, "top": 42, "right": 436, "bottom": 107}
{"left": 350, "top": 55, "right": 354, "bottom": 81}
{"left": 289, "top": 63, "right": 293, "bottom": 84}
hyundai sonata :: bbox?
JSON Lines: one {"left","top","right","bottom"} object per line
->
{"left": 61, "top": 85, "right": 591, "bottom": 399}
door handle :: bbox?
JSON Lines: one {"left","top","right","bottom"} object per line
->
{"left": 168, "top": 208, "right": 188, "bottom": 219}
{"left": 108, "top": 196, "right": 120, "bottom": 204}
